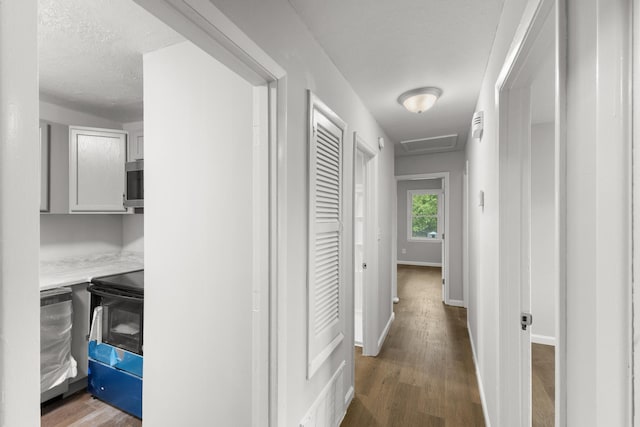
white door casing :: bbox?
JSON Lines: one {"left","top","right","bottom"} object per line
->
{"left": 495, "top": 0, "right": 561, "bottom": 425}
{"left": 131, "top": 2, "right": 288, "bottom": 426}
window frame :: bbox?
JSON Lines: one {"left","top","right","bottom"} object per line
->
{"left": 407, "top": 189, "right": 442, "bottom": 243}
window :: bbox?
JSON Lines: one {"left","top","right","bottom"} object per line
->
{"left": 408, "top": 189, "right": 441, "bottom": 241}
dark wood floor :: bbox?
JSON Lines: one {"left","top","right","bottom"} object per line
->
{"left": 41, "top": 391, "right": 141, "bottom": 427}
{"left": 40, "top": 266, "right": 554, "bottom": 427}
{"left": 532, "top": 343, "right": 555, "bottom": 427}
{"left": 341, "top": 265, "right": 485, "bottom": 426}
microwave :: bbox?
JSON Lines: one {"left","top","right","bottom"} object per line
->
{"left": 124, "top": 159, "right": 143, "bottom": 208}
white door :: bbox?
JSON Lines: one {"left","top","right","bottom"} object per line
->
{"left": 496, "top": 1, "right": 557, "bottom": 425}
{"left": 354, "top": 149, "right": 366, "bottom": 346}
{"left": 353, "top": 136, "right": 378, "bottom": 357}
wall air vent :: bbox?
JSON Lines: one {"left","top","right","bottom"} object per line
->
{"left": 472, "top": 111, "right": 484, "bottom": 139}
{"left": 400, "top": 134, "right": 458, "bottom": 154}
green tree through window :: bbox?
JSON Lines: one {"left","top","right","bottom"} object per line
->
{"left": 411, "top": 193, "right": 439, "bottom": 239}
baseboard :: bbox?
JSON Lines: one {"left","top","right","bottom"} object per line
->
{"left": 446, "top": 299, "right": 465, "bottom": 308}
{"left": 377, "top": 312, "right": 395, "bottom": 352}
{"left": 468, "top": 319, "right": 492, "bottom": 427}
{"left": 344, "top": 386, "right": 354, "bottom": 406}
{"left": 396, "top": 260, "right": 442, "bottom": 267}
{"left": 531, "top": 334, "right": 556, "bottom": 346}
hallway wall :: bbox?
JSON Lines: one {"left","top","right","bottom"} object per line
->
{"left": 207, "top": 1, "right": 396, "bottom": 425}
{"left": 396, "top": 151, "right": 465, "bottom": 302}
{"left": 466, "top": 0, "right": 632, "bottom": 425}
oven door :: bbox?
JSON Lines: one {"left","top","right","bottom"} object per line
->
{"left": 90, "top": 288, "right": 143, "bottom": 355}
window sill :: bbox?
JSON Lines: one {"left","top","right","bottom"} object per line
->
{"left": 407, "top": 238, "right": 442, "bottom": 243}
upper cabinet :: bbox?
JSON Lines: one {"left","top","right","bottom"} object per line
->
{"left": 128, "top": 129, "right": 144, "bottom": 161}
{"left": 68, "top": 126, "right": 128, "bottom": 213}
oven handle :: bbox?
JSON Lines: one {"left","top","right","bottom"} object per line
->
{"left": 89, "top": 287, "right": 143, "bottom": 302}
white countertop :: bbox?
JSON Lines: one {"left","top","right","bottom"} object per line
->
{"left": 40, "top": 252, "right": 144, "bottom": 290}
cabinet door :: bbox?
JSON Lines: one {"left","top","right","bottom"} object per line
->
{"left": 69, "top": 127, "right": 127, "bottom": 212}
{"left": 128, "top": 129, "right": 143, "bottom": 161}
{"left": 39, "top": 121, "right": 50, "bottom": 212}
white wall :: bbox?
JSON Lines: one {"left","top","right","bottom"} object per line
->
{"left": 530, "top": 123, "right": 555, "bottom": 343}
{"left": 396, "top": 179, "right": 442, "bottom": 265}
{"left": 198, "top": 1, "right": 396, "bottom": 424}
{"left": 40, "top": 100, "right": 123, "bottom": 130}
{"left": 396, "top": 151, "right": 464, "bottom": 301}
{"left": 565, "top": 0, "right": 631, "bottom": 424}
{"left": 0, "top": 0, "right": 41, "bottom": 425}
{"left": 40, "top": 215, "right": 124, "bottom": 260}
{"left": 144, "top": 41, "right": 255, "bottom": 426}
{"left": 122, "top": 214, "right": 144, "bottom": 253}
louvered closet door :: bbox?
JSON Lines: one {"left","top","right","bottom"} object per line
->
{"left": 308, "top": 107, "right": 345, "bottom": 378}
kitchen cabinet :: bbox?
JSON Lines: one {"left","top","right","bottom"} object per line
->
{"left": 128, "top": 128, "right": 143, "bottom": 161}
{"left": 69, "top": 126, "right": 128, "bottom": 213}
{"left": 44, "top": 121, "right": 70, "bottom": 214}
{"left": 40, "top": 121, "right": 50, "bottom": 212}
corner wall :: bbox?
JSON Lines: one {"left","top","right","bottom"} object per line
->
{"left": 0, "top": 0, "right": 41, "bottom": 425}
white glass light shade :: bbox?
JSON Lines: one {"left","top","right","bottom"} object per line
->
{"left": 398, "top": 87, "right": 442, "bottom": 113}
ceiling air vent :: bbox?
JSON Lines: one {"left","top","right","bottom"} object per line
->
{"left": 472, "top": 111, "right": 484, "bottom": 139}
{"left": 400, "top": 134, "right": 458, "bottom": 154}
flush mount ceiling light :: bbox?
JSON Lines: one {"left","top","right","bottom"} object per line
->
{"left": 397, "top": 87, "right": 442, "bottom": 113}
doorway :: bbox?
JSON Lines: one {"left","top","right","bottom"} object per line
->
{"left": 0, "top": 1, "right": 286, "bottom": 426}
{"left": 395, "top": 173, "right": 451, "bottom": 305}
{"left": 495, "top": 0, "right": 563, "bottom": 425}
{"left": 353, "top": 133, "right": 378, "bottom": 356}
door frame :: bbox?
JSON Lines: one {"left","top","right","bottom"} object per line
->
{"left": 394, "top": 172, "right": 451, "bottom": 305}
{"left": 1, "top": 1, "right": 288, "bottom": 426}
{"left": 352, "top": 132, "right": 379, "bottom": 358}
{"left": 495, "top": 0, "right": 565, "bottom": 425}
{"left": 133, "top": 3, "right": 287, "bottom": 425}
{"left": 463, "top": 161, "right": 469, "bottom": 315}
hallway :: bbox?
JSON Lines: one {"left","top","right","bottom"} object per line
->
{"left": 342, "top": 265, "right": 484, "bottom": 426}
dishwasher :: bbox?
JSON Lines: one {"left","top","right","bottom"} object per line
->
{"left": 40, "top": 287, "right": 77, "bottom": 402}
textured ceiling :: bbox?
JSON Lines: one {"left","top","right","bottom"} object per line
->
{"left": 288, "top": 0, "right": 505, "bottom": 155}
{"left": 38, "top": 0, "right": 184, "bottom": 123}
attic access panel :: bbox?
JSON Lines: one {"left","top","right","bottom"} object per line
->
{"left": 400, "top": 134, "right": 458, "bottom": 154}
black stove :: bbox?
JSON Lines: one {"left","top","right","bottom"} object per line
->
{"left": 90, "top": 270, "right": 144, "bottom": 295}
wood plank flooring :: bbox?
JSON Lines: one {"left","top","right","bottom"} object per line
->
{"left": 40, "top": 265, "right": 555, "bottom": 427}
{"left": 532, "top": 343, "right": 555, "bottom": 427}
{"left": 41, "top": 391, "right": 141, "bottom": 427}
{"left": 341, "top": 265, "right": 485, "bottom": 427}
